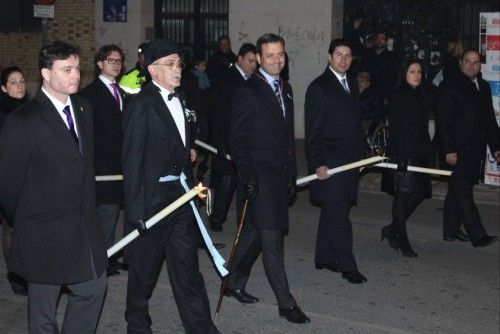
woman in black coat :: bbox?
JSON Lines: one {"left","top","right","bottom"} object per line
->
{"left": 381, "top": 59, "right": 433, "bottom": 257}
{"left": 0, "top": 66, "right": 29, "bottom": 295}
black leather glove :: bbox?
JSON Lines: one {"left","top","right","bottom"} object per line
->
{"left": 243, "top": 178, "right": 259, "bottom": 201}
{"left": 287, "top": 176, "right": 297, "bottom": 202}
{"left": 397, "top": 161, "right": 408, "bottom": 172}
{"left": 217, "top": 145, "right": 228, "bottom": 160}
{"left": 132, "top": 219, "right": 148, "bottom": 236}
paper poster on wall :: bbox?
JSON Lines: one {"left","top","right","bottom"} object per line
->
{"left": 104, "top": 0, "right": 127, "bottom": 22}
{"left": 480, "top": 12, "right": 500, "bottom": 186}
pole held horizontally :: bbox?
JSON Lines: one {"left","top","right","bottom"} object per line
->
{"left": 193, "top": 139, "right": 453, "bottom": 180}
{"left": 214, "top": 199, "right": 249, "bottom": 322}
{"left": 107, "top": 184, "right": 206, "bottom": 258}
{"left": 374, "top": 162, "right": 452, "bottom": 176}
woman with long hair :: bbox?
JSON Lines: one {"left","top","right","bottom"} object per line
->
{"left": 0, "top": 66, "right": 29, "bottom": 295}
{"left": 381, "top": 59, "right": 433, "bottom": 258}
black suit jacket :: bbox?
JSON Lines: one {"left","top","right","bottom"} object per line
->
{"left": 229, "top": 71, "right": 297, "bottom": 230}
{"left": 0, "top": 89, "right": 107, "bottom": 284}
{"left": 437, "top": 72, "right": 500, "bottom": 179}
{"left": 209, "top": 65, "right": 245, "bottom": 173}
{"left": 305, "top": 67, "right": 364, "bottom": 203}
{"left": 80, "top": 78, "right": 126, "bottom": 204}
{"left": 122, "top": 82, "right": 196, "bottom": 227}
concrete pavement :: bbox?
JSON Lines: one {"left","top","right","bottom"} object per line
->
{"left": 0, "top": 145, "right": 498, "bottom": 333}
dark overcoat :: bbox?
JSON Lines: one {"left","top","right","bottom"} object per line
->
{"left": 436, "top": 72, "right": 500, "bottom": 180}
{"left": 305, "top": 67, "right": 364, "bottom": 203}
{"left": 209, "top": 65, "right": 245, "bottom": 173}
{"left": 229, "top": 71, "right": 297, "bottom": 230}
{"left": 122, "top": 82, "right": 195, "bottom": 227}
{"left": 80, "top": 78, "right": 126, "bottom": 204}
{"left": 381, "top": 84, "right": 433, "bottom": 196}
{"left": 0, "top": 89, "right": 107, "bottom": 284}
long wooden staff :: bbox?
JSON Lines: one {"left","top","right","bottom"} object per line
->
{"left": 214, "top": 199, "right": 249, "bottom": 322}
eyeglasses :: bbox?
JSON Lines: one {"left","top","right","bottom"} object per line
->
{"left": 106, "top": 58, "right": 123, "bottom": 65}
{"left": 152, "top": 61, "right": 185, "bottom": 71}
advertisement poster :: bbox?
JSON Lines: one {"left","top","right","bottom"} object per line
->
{"left": 480, "top": 12, "right": 500, "bottom": 186}
{"left": 104, "top": 0, "right": 127, "bottom": 22}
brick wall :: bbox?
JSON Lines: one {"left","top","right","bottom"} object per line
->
{"left": 0, "top": 0, "right": 96, "bottom": 88}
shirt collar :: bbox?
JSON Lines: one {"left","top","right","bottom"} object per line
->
{"left": 41, "top": 86, "right": 71, "bottom": 112}
{"left": 99, "top": 74, "right": 116, "bottom": 85}
{"left": 328, "top": 66, "right": 347, "bottom": 82}
{"left": 234, "top": 63, "right": 249, "bottom": 80}
{"left": 152, "top": 80, "right": 174, "bottom": 96}
{"left": 259, "top": 67, "right": 279, "bottom": 86}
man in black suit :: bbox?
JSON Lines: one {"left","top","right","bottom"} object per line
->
{"left": 437, "top": 49, "right": 500, "bottom": 247}
{"left": 80, "top": 44, "right": 127, "bottom": 276}
{"left": 122, "top": 39, "right": 219, "bottom": 334}
{"left": 226, "top": 33, "right": 309, "bottom": 324}
{"left": 206, "top": 35, "right": 237, "bottom": 81}
{"left": 208, "top": 42, "right": 257, "bottom": 232}
{"left": 305, "top": 39, "right": 367, "bottom": 284}
{"left": 0, "top": 41, "right": 107, "bottom": 333}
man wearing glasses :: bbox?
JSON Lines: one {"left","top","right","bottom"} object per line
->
{"left": 80, "top": 44, "right": 127, "bottom": 277}
{"left": 122, "top": 39, "right": 219, "bottom": 333}
{"left": 305, "top": 39, "right": 367, "bottom": 284}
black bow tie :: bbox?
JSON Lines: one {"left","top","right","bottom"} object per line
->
{"left": 167, "top": 90, "right": 180, "bottom": 101}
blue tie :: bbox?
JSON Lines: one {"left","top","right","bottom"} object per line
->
{"left": 341, "top": 78, "right": 350, "bottom": 93}
{"left": 273, "top": 79, "right": 285, "bottom": 117}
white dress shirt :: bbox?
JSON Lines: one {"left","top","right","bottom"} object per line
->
{"left": 153, "top": 81, "right": 186, "bottom": 146}
{"left": 41, "top": 87, "right": 79, "bottom": 137}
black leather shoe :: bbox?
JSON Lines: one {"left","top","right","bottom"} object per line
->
{"left": 315, "top": 260, "right": 340, "bottom": 272}
{"left": 443, "top": 231, "right": 470, "bottom": 242}
{"left": 210, "top": 222, "right": 223, "bottom": 232}
{"left": 472, "top": 236, "right": 498, "bottom": 248}
{"left": 213, "top": 242, "right": 225, "bottom": 249}
{"left": 107, "top": 268, "right": 120, "bottom": 277}
{"left": 341, "top": 271, "right": 367, "bottom": 284}
{"left": 224, "top": 288, "right": 259, "bottom": 304}
{"left": 279, "top": 305, "right": 310, "bottom": 324}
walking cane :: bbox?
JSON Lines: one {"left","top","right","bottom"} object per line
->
{"left": 214, "top": 199, "right": 249, "bottom": 322}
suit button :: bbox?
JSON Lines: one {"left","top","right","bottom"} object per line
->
{"left": 76, "top": 186, "right": 82, "bottom": 190}
{"left": 81, "top": 209, "right": 86, "bottom": 214}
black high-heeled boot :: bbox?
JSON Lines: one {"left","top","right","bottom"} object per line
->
{"left": 397, "top": 230, "right": 418, "bottom": 258}
{"left": 381, "top": 225, "right": 399, "bottom": 251}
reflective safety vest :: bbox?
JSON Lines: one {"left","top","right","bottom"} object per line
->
{"left": 119, "top": 68, "right": 146, "bottom": 94}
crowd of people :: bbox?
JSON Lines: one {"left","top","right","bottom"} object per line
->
{"left": 0, "top": 27, "right": 498, "bottom": 334}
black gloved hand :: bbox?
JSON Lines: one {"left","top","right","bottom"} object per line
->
{"left": 397, "top": 161, "right": 408, "bottom": 172}
{"left": 287, "top": 176, "right": 297, "bottom": 202}
{"left": 132, "top": 220, "right": 148, "bottom": 236}
{"left": 217, "top": 145, "right": 228, "bottom": 160}
{"left": 243, "top": 178, "right": 259, "bottom": 201}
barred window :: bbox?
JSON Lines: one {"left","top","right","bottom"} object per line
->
{"left": 0, "top": 0, "right": 42, "bottom": 33}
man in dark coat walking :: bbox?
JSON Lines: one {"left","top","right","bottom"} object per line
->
{"left": 0, "top": 41, "right": 107, "bottom": 333}
{"left": 80, "top": 44, "right": 127, "bottom": 276}
{"left": 226, "top": 33, "right": 309, "bottom": 324}
{"left": 122, "top": 39, "right": 219, "bottom": 334}
{"left": 305, "top": 39, "right": 367, "bottom": 284}
{"left": 437, "top": 49, "right": 500, "bottom": 247}
{"left": 208, "top": 42, "right": 257, "bottom": 232}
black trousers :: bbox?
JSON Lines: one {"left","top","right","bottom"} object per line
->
{"left": 443, "top": 175, "right": 487, "bottom": 241}
{"left": 125, "top": 206, "right": 218, "bottom": 334}
{"left": 227, "top": 222, "right": 296, "bottom": 309}
{"left": 209, "top": 168, "right": 237, "bottom": 226}
{"left": 390, "top": 193, "right": 424, "bottom": 232}
{"left": 315, "top": 201, "right": 357, "bottom": 272}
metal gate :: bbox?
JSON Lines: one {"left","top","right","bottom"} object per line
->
{"left": 154, "top": 0, "right": 229, "bottom": 62}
